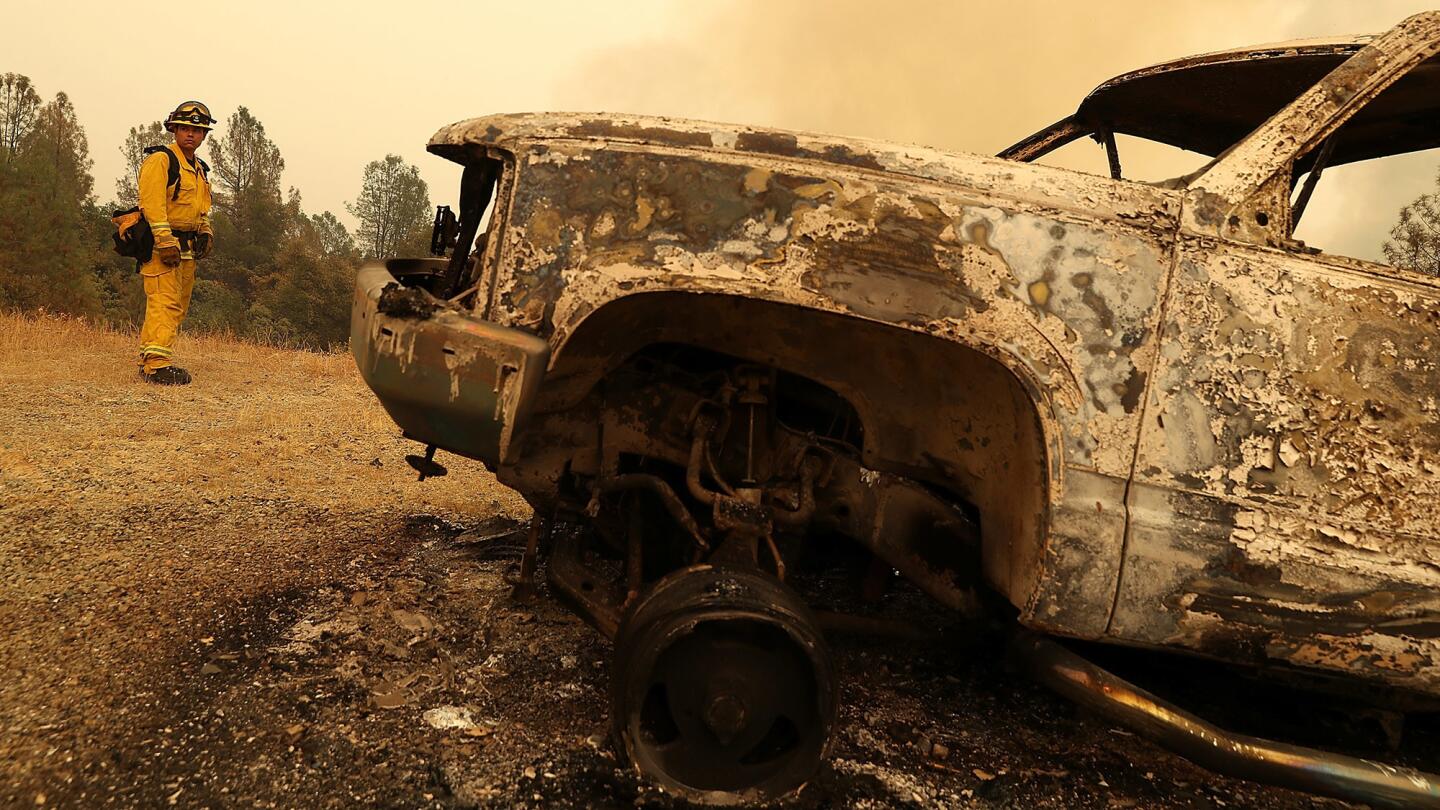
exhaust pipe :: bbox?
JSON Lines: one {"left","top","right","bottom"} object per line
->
{"left": 1010, "top": 633, "right": 1440, "bottom": 809}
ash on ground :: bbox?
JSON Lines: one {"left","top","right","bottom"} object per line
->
{"left": 17, "top": 512, "right": 1434, "bottom": 809}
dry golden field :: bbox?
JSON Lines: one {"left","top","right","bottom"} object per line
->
{"left": 0, "top": 312, "right": 528, "bottom": 805}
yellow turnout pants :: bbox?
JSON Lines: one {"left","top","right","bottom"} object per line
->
{"left": 137, "top": 255, "right": 196, "bottom": 373}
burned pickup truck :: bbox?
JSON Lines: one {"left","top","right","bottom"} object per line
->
{"left": 353, "top": 11, "right": 1440, "bottom": 807}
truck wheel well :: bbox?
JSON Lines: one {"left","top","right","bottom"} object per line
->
{"left": 540, "top": 292, "right": 1052, "bottom": 608}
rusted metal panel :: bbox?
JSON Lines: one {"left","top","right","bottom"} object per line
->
{"left": 1026, "top": 468, "right": 1130, "bottom": 636}
{"left": 351, "top": 260, "right": 549, "bottom": 466}
{"left": 1097, "top": 11, "right": 1440, "bottom": 694}
{"left": 431, "top": 113, "right": 1181, "bottom": 232}
{"left": 1118, "top": 238, "right": 1440, "bottom": 693}
{"left": 455, "top": 126, "right": 1180, "bottom": 636}
{"left": 483, "top": 135, "right": 1175, "bottom": 472}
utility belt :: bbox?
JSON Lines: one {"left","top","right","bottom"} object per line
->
{"left": 111, "top": 205, "right": 206, "bottom": 269}
{"left": 138, "top": 229, "right": 203, "bottom": 273}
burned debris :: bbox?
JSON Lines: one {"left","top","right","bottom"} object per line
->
{"left": 353, "top": 11, "right": 1440, "bottom": 807}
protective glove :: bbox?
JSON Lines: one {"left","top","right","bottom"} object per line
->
{"left": 196, "top": 233, "right": 213, "bottom": 260}
{"left": 156, "top": 244, "right": 181, "bottom": 267}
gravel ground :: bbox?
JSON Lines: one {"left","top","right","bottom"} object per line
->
{"left": 1, "top": 314, "right": 1432, "bottom": 808}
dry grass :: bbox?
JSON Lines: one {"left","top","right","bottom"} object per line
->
{"left": 0, "top": 309, "right": 528, "bottom": 516}
{"left": 0, "top": 310, "right": 532, "bottom": 792}
{"left": 1, "top": 309, "right": 352, "bottom": 388}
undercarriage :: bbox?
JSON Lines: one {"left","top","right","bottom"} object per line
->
{"left": 357, "top": 261, "right": 1440, "bottom": 806}
{"left": 519, "top": 344, "right": 982, "bottom": 803}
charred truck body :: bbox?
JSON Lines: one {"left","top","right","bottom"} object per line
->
{"left": 353, "top": 13, "right": 1440, "bottom": 806}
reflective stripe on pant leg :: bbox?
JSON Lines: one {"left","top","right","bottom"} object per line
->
{"left": 138, "top": 261, "right": 184, "bottom": 373}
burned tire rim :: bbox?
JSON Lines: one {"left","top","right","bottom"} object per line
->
{"left": 611, "top": 565, "right": 836, "bottom": 805}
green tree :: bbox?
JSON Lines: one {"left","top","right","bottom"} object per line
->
{"left": 114, "top": 120, "right": 167, "bottom": 208}
{"left": 186, "top": 277, "right": 250, "bottom": 336}
{"left": 309, "top": 210, "right": 358, "bottom": 259}
{"left": 0, "top": 89, "right": 102, "bottom": 315}
{"left": 208, "top": 106, "right": 284, "bottom": 206}
{"left": 207, "top": 106, "right": 287, "bottom": 277}
{"left": 1384, "top": 166, "right": 1440, "bottom": 276}
{"left": 283, "top": 207, "right": 357, "bottom": 261}
{"left": 251, "top": 208, "right": 358, "bottom": 348}
{"left": 255, "top": 249, "right": 355, "bottom": 348}
{"left": 348, "top": 154, "right": 431, "bottom": 258}
{"left": 0, "top": 73, "right": 41, "bottom": 165}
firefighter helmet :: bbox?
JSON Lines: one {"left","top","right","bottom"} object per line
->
{"left": 164, "top": 101, "right": 215, "bottom": 132}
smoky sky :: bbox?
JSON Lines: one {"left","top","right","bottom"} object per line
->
{"left": 7, "top": 0, "right": 1436, "bottom": 261}
{"left": 547, "top": 0, "right": 1439, "bottom": 262}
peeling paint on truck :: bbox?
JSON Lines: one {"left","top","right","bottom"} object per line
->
{"left": 356, "top": 11, "right": 1440, "bottom": 700}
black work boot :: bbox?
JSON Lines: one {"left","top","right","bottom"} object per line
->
{"left": 140, "top": 366, "right": 192, "bottom": 386}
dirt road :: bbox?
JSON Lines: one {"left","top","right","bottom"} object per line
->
{"left": 1, "top": 314, "right": 1426, "bottom": 808}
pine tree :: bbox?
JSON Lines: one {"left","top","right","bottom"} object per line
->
{"left": 348, "top": 154, "right": 431, "bottom": 258}
{"left": 114, "top": 120, "right": 167, "bottom": 208}
{"left": 1384, "top": 166, "right": 1440, "bottom": 276}
{"left": 0, "top": 73, "right": 41, "bottom": 166}
{"left": 0, "top": 88, "right": 102, "bottom": 314}
{"left": 207, "top": 106, "right": 287, "bottom": 277}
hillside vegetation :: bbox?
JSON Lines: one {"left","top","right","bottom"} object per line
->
{"left": 1, "top": 73, "right": 436, "bottom": 350}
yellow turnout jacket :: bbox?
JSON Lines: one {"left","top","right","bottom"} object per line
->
{"left": 138, "top": 143, "right": 212, "bottom": 249}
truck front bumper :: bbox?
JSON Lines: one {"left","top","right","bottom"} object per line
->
{"left": 350, "top": 260, "right": 549, "bottom": 467}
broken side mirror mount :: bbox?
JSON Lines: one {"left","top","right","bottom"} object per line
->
{"left": 440, "top": 160, "right": 501, "bottom": 298}
{"left": 430, "top": 205, "right": 458, "bottom": 257}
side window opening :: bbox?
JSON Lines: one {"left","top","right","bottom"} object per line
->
{"left": 1033, "top": 132, "right": 1216, "bottom": 185}
{"left": 1282, "top": 48, "right": 1440, "bottom": 275}
{"left": 439, "top": 156, "right": 505, "bottom": 304}
{"left": 396, "top": 155, "right": 507, "bottom": 306}
{"left": 1288, "top": 146, "right": 1440, "bottom": 274}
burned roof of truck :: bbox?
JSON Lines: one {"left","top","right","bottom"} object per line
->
{"left": 426, "top": 112, "right": 1184, "bottom": 229}
{"left": 428, "top": 112, "right": 959, "bottom": 181}
{"left": 1001, "top": 36, "right": 1440, "bottom": 172}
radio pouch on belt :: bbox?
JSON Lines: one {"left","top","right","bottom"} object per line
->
{"left": 109, "top": 146, "right": 208, "bottom": 270}
{"left": 110, "top": 207, "right": 154, "bottom": 266}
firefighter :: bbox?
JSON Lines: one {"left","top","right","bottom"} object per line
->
{"left": 136, "top": 101, "right": 215, "bottom": 385}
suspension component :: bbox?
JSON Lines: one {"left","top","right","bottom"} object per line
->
{"left": 592, "top": 473, "right": 709, "bottom": 556}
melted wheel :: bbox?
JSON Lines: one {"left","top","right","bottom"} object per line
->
{"left": 611, "top": 566, "right": 836, "bottom": 805}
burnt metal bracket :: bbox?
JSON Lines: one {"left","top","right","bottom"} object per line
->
{"left": 1098, "top": 128, "right": 1122, "bottom": 180}
{"left": 430, "top": 204, "right": 458, "bottom": 256}
{"left": 548, "top": 525, "right": 623, "bottom": 639}
{"left": 1290, "top": 133, "right": 1337, "bottom": 231}
{"left": 405, "top": 444, "right": 448, "bottom": 481}
{"left": 507, "top": 517, "right": 545, "bottom": 600}
{"left": 439, "top": 160, "right": 499, "bottom": 297}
